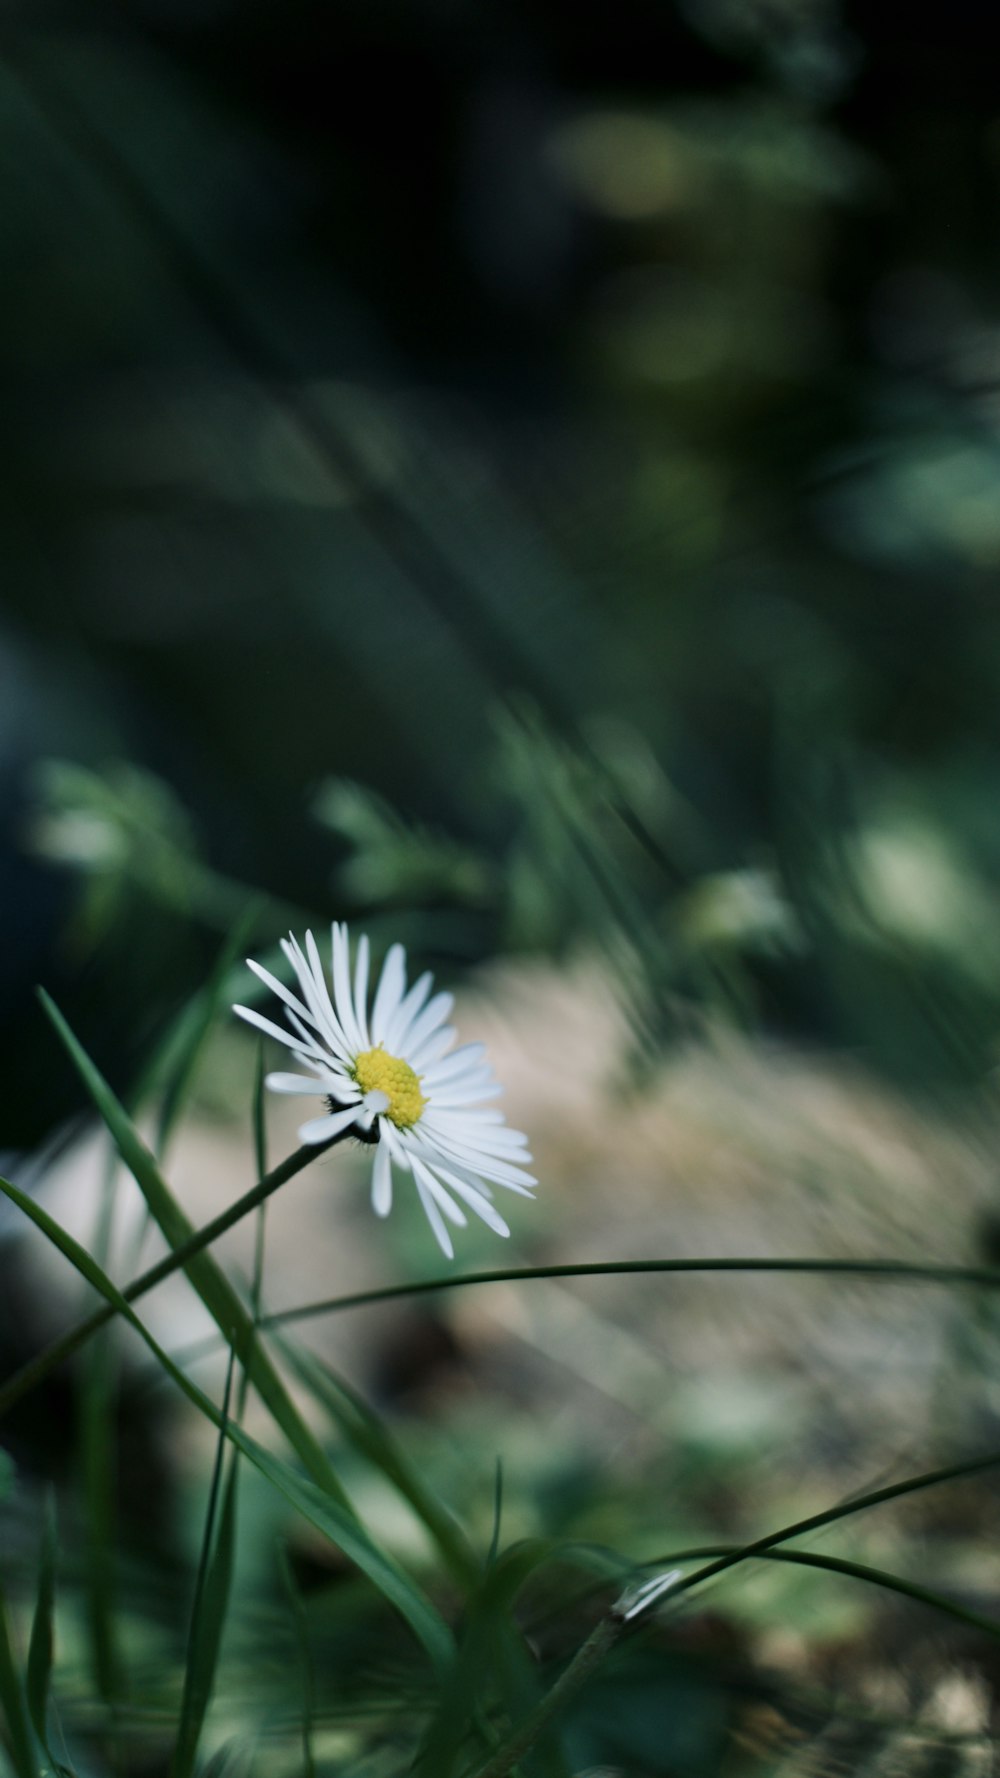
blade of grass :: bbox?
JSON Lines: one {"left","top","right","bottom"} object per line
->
{"left": 79, "top": 1156, "right": 121, "bottom": 1708}
{"left": 0, "top": 1581, "right": 37, "bottom": 1778}
{"left": 0, "top": 1170, "right": 455, "bottom": 1676}
{"left": 273, "top": 1335, "right": 478, "bottom": 1588}
{"left": 417, "top": 1540, "right": 571, "bottom": 1778}
{"left": 0, "top": 1133, "right": 333, "bottom": 1423}
{"left": 153, "top": 909, "right": 261, "bottom": 1159}
{"left": 278, "top": 1547, "right": 316, "bottom": 1778}
{"left": 666, "top": 1452, "right": 1000, "bottom": 1610}
{"left": 249, "top": 1040, "right": 268, "bottom": 1326}
{"left": 458, "top": 1451, "right": 1000, "bottom": 1778}
{"left": 172, "top": 1348, "right": 240, "bottom": 1778}
{"left": 462, "top": 1606, "right": 621, "bottom": 1778}
{"left": 263, "top": 1254, "right": 1000, "bottom": 1325}
{"left": 25, "top": 1497, "right": 57, "bottom": 1761}
{"left": 644, "top": 1545, "right": 1000, "bottom": 1640}
{"left": 530, "top": 1542, "right": 1000, "bottom": 1645}
{"left": 29, "top": 992, "right": 350, "bottom": 1505}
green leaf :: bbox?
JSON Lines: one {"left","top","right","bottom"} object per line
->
{"left": 151, "top": 909, "right": 260, "bottom": 1157}
{"left": 172, "top": 1352, "right": 240, "bottom": 1778}
{"left": 417, "top": 1540, "right": 572, "bottom": 1778}
{"left": 38, "top": 989, "right": 348, "bottom": 1507}
{"left": 78, "top": 1326, "right": 118, "bottom": 1703}
{"left": 278, "top": 1549, "right": 316, "bottom": 1778}
{"left": 0, "top": 1170, "right": 455, "bottom": 1678}
{"left": 0, "top": 1580, "right": 37, "bottom": 1778}
{"left": 25, "top": 1498, "right": 57, "bottom": 1760}
{"left": 274, "top": 1335, "right": 478, "bottom": 1589}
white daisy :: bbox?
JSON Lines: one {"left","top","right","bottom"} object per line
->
{"left": 233, "top": 923, "right": 536, "bottom": 1258}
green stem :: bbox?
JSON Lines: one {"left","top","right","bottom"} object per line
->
{"left": 0, "top": 1134, "right": 346, "bottom": 1419}
{"left": 464, "top": 1614, "right": 621, "bottom": 1778}
{"left": 669, "top": 1447, "right": 1000, "bottom": 1605}
{"left": 263, "top": 1254, "right": 1000, "bottom": 1327}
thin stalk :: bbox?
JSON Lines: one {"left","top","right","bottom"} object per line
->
{"left": 667, "top": 1448, "right": 1000, "bottom": 1608}
{"left": 464, "top": 1614, "right": 621, "bottom": 1778}
{"left": 263, "top": 1254, "right": 1000, "bottom": 1326}
{"left": 0, "top": 1133, "right": 347, "bottom": 1420}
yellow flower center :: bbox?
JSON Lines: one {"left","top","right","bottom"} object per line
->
{"left": 352, "top": 1045, "right": 427, "bottom": 1130}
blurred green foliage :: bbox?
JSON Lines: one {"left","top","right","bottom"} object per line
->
{"left": 4, "top": 0, "right": 1000, "bottom": 1772}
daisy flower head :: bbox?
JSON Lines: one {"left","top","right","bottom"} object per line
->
{"left": 233, "top": 924, "right": 536, "bottom": 1258}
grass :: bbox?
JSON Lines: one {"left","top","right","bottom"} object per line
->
{"left": 2, "top": 963, "right": 1000, "bottom": 1776}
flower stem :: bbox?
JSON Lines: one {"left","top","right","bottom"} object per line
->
{"left": 0, "top": 1134, "right": 347, "bottom": 1419}
{"left": 464, "top": 1614, "right": 622, "bottom": 1778}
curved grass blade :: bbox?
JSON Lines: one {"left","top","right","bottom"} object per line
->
{"left": 36, "top": 990, "right": 348, "bottom": 1505}
{"left": 273, "top": 1335, "right": 478, "bottom": 1589}
{"left": 249, "top": 1039, "right": 267, "bottom": 1329}
{"left": 0, "top": 1136, "right": 329, "bottom": 1424}
{"left": 79, "top": 1320, "right": 118, "bottom": 1705}
{"left": 657, "top": 1545, "right": 1000, "bottom": 1640}
{"left": 417, "top": 1539, "right": 571, "bottom": 1778}
{"left": 25, "top": 1498, "right": 57, "bottom": 1763}
{"left": 0, "top": 1581, "right": 37, "bottom": 1778}
{"left": 278, "top": 1547, "right": 316, "bottom": 1778}
{"left": 533, "top": 1542, "right": 1000, "bottom": 1645}
{"left": 0, "top": 1171, "right": 455, "bottom": 1677}
{"left": 264, "top": 1254, "right": 1000, "bottom": 1326}
{"left": 172, "top": 1350, "right": 240, "bottom": 1778}
{"left": 151, "top": 910, "right": 260, "bottom": 1158}
{"left": 667, "top": 1450, "right": 1000, "bottom": 1611}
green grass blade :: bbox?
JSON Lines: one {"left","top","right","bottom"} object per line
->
{"left": 0, "top": 1137, "right": 329, "bottom": 1424}
{"left": 152, "top": 910, "right": 260, "bottom": 1157}
{"left": 668, "top": 1453, "right": 1000, "bottom": 1608}
{"left": 0, "top": 1171, "right": 455, "bottom": 1677}
{"left": 251, "top": 1040, "right": 267, "bottom": 1186}
{"left": 0, "top": 1581, "right": 37, "bottom": 1778}
{"left": 172, "top": 1350, "right": 240, "bottom": 1778}
{"left": 24, "top": 1498, "right": 56, "bottom": 1760}
{"left": 249, "top": 1041, "right": 267, "bottom": 1329}
{"left": 621, "top": 1545, "right": 1000, "bottom": 1641}
{"left": 263, "top": 1254, "right": 1000, "bottom": 1326}
{"left": 417, "top": 1541, "right": 569, "bottom": 1778}
{"left": 79, "top": 1326, "right": 118, "bottom": 1704}
{"left": 278, "top": 1547, "right": 316, "bottom": 1778}
{"left": 274, "top": 1335, "right": 478, "bottom": 1588}
{"left": 37, "top": 989, "right": 349, "bottom": 1506}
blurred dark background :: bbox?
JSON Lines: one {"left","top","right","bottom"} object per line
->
{"left": 5, "top": 0, "right": 1000, "bottom": 1146}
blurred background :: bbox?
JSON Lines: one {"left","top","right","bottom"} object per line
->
{"left": 5, "top": 0, "right": 1000, "bottom": 1771}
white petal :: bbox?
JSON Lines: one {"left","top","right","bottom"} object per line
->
{"left": 407, "top": 1025, "right": 458, "bottom": 1072}
{"left": 383, "top": 969, "right": 433, "bottom": 1052}
{"left": 371, "top": 1140, "right": 393, "bottom": 1216}
{"left": 425, "top": 1066, "right": 496, "bottom": 1100}
{"left": 426, "top": 1166, "right": 511, "bottom": 1238}
{"left": 297, "top": 1105, "right": 360, "bottom": 1145}
{"left": 416, "top": 1137, "right": 537, "bottom": 1192}
{"left": 421, "top": 1043, "right": 487, "bottom": 1087}
{"left": 362, "top": 1088, "right": 391, "bottom": 1116}
{"left": 399, "top": 992, "right": 453, "bottom": 1061}
{"left": 422, "top": 1109, "right": 532, "bottom": 1147}
{"left": 380, "top": 1120, "right": 412, "bottom": 1170}
{"left": 265, "top": 1072, "right": 340, "bottom": 1095}
{"left": 371, "top": 943, "right": 407, "bottom": 1044}
{"left": 411, "top": 1158, "right": 467, "bottom": 1225}
{"left": 330, "top": 923, "right": 363, "bottom": 1053}
{"left": 233, "top": 1004, "right": 325, "bottom": 1061}
{"left": 428, "top": 1082, "right": 505, "bottom": 1108}
{"left": 353, "top": 932, "right": 371, "bottom": 1048}
{"left": 424, "top": 1129, "right": 534, "bottom": 1168}
{"left": 245, "top": 959, "right": 313, "bottom": 1028}
{"left": 282, "top": 935, "right": 353, "bottom": 1061}
{"left": 412, "top": 1170, "right": 454, "bottom": 1258}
